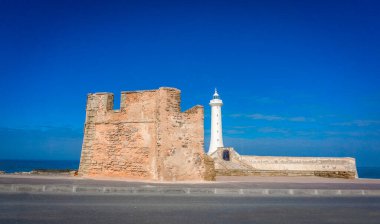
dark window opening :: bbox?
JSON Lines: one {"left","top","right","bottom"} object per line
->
{"left": 222, "top": 150, "right": 230, "bottom": 161}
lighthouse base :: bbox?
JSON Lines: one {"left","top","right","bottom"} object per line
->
{"left": 209, "top": 147, "right": 358, "bottom": 179}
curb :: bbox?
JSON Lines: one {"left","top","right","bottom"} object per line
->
{"left": 1, "top": 184, "right": 380, "bottom": 197}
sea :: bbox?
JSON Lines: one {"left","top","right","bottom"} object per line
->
{"left": 0, "top": 160, "right": 79, "bottom": 173}
{"left": 0, "top": 160, "right": 379, "bottom": 179}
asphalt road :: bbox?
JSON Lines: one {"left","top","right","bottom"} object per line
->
{"left": 2, "top": 175, "right": 380, "bottom": 190}
{"left": 1, "top": 193, "right": 379, "bottom": 224}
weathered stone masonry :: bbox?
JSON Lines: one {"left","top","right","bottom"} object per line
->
{"left": 78, "top": 87, "right": 215, "bottom": 181}
{"left": 210, "top": 148, "right": 358, "bottom": 179}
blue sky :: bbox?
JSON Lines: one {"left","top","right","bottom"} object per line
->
{"left": 0, "top": 0, "right": 379, "bottom": 166}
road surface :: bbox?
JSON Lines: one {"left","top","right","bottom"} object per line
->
{"left": 1, "top": 193, "right": 379, "bottom": 224}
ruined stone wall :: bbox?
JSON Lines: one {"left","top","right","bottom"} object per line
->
{"left": 211, "top": 147, "right": 358, "bottom": 179}
{"left": 241, "top": 155, "right": 357, "bottom": 178}
{"left": 242, "top": 156, "right": 357, "bottom": 172}
{"left": 78, "top": 87, "right": 215, "bottom": 181}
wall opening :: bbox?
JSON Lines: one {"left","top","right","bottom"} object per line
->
{"left": 113, "top": 93, "right": 120, "bottom": 110}
{"left": 222, "top": 150, "right": 230, "bottom": 161}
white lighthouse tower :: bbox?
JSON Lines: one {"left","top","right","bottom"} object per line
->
{"left": 208, "top": 89, "right": 224, "bottom": 155}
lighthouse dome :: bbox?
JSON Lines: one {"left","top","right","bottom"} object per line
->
{"left": 213, "top": 88, "right": 220, "bottom": 99}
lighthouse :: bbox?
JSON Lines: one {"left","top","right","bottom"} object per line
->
{"left": 208, "top": 89, "right": 224, "bottom": 155}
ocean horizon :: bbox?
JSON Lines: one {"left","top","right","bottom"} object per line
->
{"left": 0, "top": 159, "right": 79, "bottom": 174}
{"left": 0, "top": 159, "right": 379, "bottom": 179}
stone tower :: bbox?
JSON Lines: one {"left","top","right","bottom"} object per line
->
{"left": 208, "top": 89, "right": 224, "bottom": 155}
{"left": 78, "top": 87, "right": 215, "bottom": 181}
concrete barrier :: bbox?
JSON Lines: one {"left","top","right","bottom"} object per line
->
{"left": 188, "top": 188, "right": 215, "bottom": 195}
{"left": 75, "top": 186, "right": 104, "bottom": 194}
{"left": 13, "top": 184, "right": 44, "bottom": 192}
{"left": 44, "top": 185, "right": 73, "bottom": 193}
{"left": 1, "top": 184, "right": 380, "bottom": 197}
{"left": 364, "top": 190, "right": 380, "bottom": 196}
{"left": 103, "top": 187, "right": 136, "bottom": 194}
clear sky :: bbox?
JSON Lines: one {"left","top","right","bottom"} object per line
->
{"left": 0, "top": 0, "right": 379, "bottom": 167}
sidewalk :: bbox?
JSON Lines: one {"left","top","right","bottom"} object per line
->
{"left": 1, "top": 174, "right": 380, "bottom": 197}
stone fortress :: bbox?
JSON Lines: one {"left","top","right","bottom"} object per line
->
{"left": 78, "top": 87, "right": 215, "bottom": 181}
{"left": 78, "top": 87, "right": 358, "bottom": 181}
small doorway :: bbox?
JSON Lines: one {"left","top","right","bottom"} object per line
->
{"left": 222, "top": 150, "right": 230, "bottom": 161}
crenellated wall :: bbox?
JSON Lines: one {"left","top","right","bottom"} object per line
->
{"left": 78, "top": 87, "right": 215, "bottom": 181}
